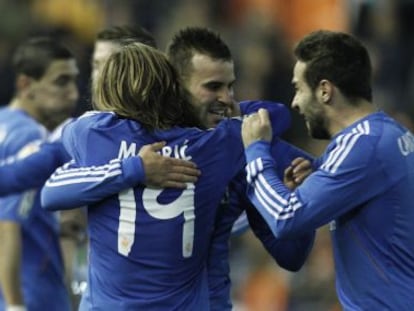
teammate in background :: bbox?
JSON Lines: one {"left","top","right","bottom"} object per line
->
{"left": 0, "top": 25, "right": 199, "bottom": 196}
{"left": 42, "top": 42, "right": 291, "bottom": 310}
{"left": 42, "top": 27, "right": 315, "bottom": 310}
{"left": 0, "top": 37, "right": 78, "bottom": 311}
{"left": 242, "top": 30, "right": 414, "bottom": 309}
{"left": 0, "top": 26, "right": 200, "bottom": 311}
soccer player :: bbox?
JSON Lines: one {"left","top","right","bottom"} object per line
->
{"left": 0, "top": 28, "right": 199, "bottom": 311}
{"left": 42, "top": 27, "right": 315, "bottom": 310}
{"left": 242, "top": 30, "right": 414, "bottom": 309}
{"left": 0, "top": 25, "right": 199, "bottom": 196}
{"left": 0, "top": 37, "right": 79, "bottom": 311}
{"left": 42, "top": 42, "right": 293, "bottom": 310}
{"left": 166, "top": 27, "right": 315, "bottom": 309}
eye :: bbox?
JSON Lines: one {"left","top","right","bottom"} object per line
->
{"left": 204, "top": 82, "right": 221, "bottom": 91}
{"left": 54, "top": 75, "right": 73, "bottom": 87}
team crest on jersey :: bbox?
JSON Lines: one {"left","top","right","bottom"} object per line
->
{"left": 118, "top": 234, "right": 133, "bottom": 256}
{"left": 17, "top": 140, "right": 42, "bottom": 159}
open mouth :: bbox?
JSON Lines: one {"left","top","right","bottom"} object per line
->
{"left": 208, "top": 103, "right": 228, "bottom": 118}
{"left": 208, "top": 109, "right": 226, "bottom": 118}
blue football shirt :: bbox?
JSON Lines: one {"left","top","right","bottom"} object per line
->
{"left": 47, "top": 111, "right": 246, "bottom": 310}
{"left": 245, "top": 112, "right": 414, "bottom": 309}
{"left": 0, "top": 107, "right": 70, "bottom": 311}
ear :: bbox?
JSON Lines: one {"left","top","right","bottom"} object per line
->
{"left": 16, "top": 74, "right": 32, "bottom": 91}
{"left": 317, "top": 79, "right": 333, "bottom": 105}
{"left": 16, "top": 74, "right": 36, "bottom": 99}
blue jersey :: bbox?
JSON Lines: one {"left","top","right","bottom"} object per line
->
{"left": 0, "top": 107, "right": 70, "bottom": 311}
{"left": 41, "top": 102, "right": 296, "bottom": 310}
{"left": 245, "top": 112, "right": 414, "bottom": 310}
{"left": 0, "top": 118, "right": 71, "bottom": 195}
{"left": 41, "top": 101, "right": 289, "bottom": 211}
{"left": 41, "top": 157, "right": 145, "bottom": 210}
{"left": 0, "top": 141, "right": 69, "bottom": 195}
{"left": 44, "top": 111, "right": 246, "bottom": 310}
{"left": 208, "top": 138, "right": 315, "bottom": 310}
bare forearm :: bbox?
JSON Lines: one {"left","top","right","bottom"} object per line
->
{"left": 0, "top": 222, "right": 24, "bottom": 305}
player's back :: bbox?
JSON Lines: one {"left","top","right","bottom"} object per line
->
{"left": 64, "top": 112, "right": 245, "bottom": 310}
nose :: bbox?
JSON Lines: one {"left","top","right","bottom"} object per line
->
{"left": 291, "top": 96, "right": 299, "bottom": 112}
{"left": 68, "top": 82, "right": 79, "bottom": 103}
{"left": 218, "top": 87, "right": 234, "bottom": 108}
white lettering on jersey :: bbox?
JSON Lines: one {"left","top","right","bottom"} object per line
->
{"left": 118, "top": 188, "right": 137, "bottom": 256}
{"left": 117, "top": 184, "right": 196, "bottom": 258}
{"left": 118, "top": 140, "right": 192, "bottom": 160}
{"left": 143, "top": 183, "right": 195, "bottom": 257}
{"left": 118, "top": 141, "right": 138, "bottom": 159}
{"left": 116, "top": 140, "right": 195, "bottom": 258}
{"left": 160, "top": 140, "right": 192, "bottom": 160}
{"left": 398, "top": 131, "right": 414, "bottom": 156}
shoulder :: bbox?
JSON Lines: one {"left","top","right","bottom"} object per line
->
{"left": 0, "top": 109, "right": 46, "bottom": 150}
{"left": 1, "top": 108, "right": 44, "bottom": 134}
{"left": 66, "top": 111, "right": 141, "bottom": 137}
{"left": 320, "top": 112, "right": 411, "bottom": 175}
{"left": 320, "top": 117, "right": 377, "bottom": 174}
{"left": 73, "top": 110, "right": 116, "bottom": 129}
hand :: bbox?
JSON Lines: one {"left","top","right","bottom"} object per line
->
{"left": 242, "top": 108, "right": 272, "bottom": 148}
{"left": 283, "top": 157, "right": 313, "bottom": 190}
{"left": 138, "top": 142, "right": 200, "bottom": 189}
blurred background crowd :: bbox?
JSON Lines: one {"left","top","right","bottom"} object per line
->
{"left": 0, "top": 0, "right": 413, "bottom": 310}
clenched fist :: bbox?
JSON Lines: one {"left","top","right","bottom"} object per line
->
{"left": 242, "top": 108, "right": 272, "bottom": 148}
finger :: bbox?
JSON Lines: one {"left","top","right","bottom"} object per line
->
{"left": 291, "top": 157, "right": 306, "bottom": 166}
{"left": 168, "top": 165, "right": 201, "bottom": 177}
{"left": 292, "top": 160, "right": 312, "bottom": 174}
{"left": 258, "top": 108, "right": 270, "bottom": 125}
{"left": 166, "top": 158, "right": 198, "bottom": 169}
{"left": 148, "top": 141, "right": 166, "bottom": 151}
{"left": 167, "top": 172, "right": 199, "bottom": 183}
{"left": 162, "top": 181, "right": 188, "bottom": 189}
{"left": 284, "top": 165, "right": 293, "bottom": 177}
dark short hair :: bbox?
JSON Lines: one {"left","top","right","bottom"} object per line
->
{"left": 294, "top": 30, "right": 372, "bottom": 102}
{"left": 96, "top": 25, "right": 157, "bottom": 48}
{"left": 167, "top": 27, "right": 232, "bottom": 80}
{"left": 12, "top": 37, "right": 74, "bottom": 79}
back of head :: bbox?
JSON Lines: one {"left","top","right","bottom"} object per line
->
{"left": 96, "top": 25, "right": 157, "bottom": 48}
{"left": 294, "top": 30, "right": 372, "bottom": 102}
{"left": 94, "top": 43, "right": 199, "bottom": 131}
{"left": 167, "top": 27, "right": 232, "bottom": 81}
{"left": 12, "top": 37, "right": 73, "bottom": 80}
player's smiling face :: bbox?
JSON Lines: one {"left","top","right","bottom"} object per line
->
{"left": 291, "top": 61, "right": 330, "bottom": 139}
{"left": 185, "top": 53, "right": 235, "bottom": 129}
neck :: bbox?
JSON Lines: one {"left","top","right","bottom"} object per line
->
{"left": 328, "top": 99, "right": 376, "bottom": 136}
{"left": 9, "top": 97, "right": 36, "bottom": 116}
{"left": 9, "top": 97, "right": 56, "bottom": 131}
